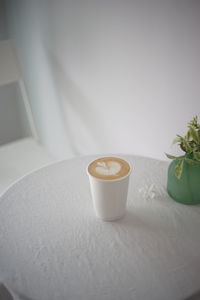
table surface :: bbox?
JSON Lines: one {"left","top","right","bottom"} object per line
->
{"left": 0, "top": 155, "right": 200, "bottom": 300}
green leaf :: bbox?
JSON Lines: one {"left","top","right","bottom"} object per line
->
{"left": 181, "top": 139, "right": 192, "bottom": 152}
{"left": 192, "top": 146, "right": 199, "bottom": 152}
{"left": 189, "top": 126, "right": 199, "bottom": 144}
{"left": 186, "top": 130, "right": 193, "bottom": 142}
{"left": 198, "top": 129, "right": 200, "bottom": 139}
{"left": 185, "top": 158, "right": 200, "bottom": 166}
{"left": 193, "top": 152, "right": 200, "bottom": 161}
{"left": 165, "top": 153, "right": 185, "bottom": 160}
{"left": 172, "top": 136, "right": 181, "bottom": 145}
{"left": 175, "top": 160, "right": 184, "bottom": 179}
{"left": 175, "top": 135, "right": 192, "bottom": 153}
{"left": 188, "top": 116, "right": 198, "bottom": 128}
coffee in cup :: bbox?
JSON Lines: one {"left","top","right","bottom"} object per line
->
{"left": 87, "top": 157, "right": 132, "bottom": 221}
{"left": 87, "top": 157, "right": 130, "bottom": 180}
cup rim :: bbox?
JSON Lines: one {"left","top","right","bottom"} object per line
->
{"left": 86, "top": 156, "right": 132, "bottom": 182}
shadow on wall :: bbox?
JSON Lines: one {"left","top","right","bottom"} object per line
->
{"left": 45, "top": 48, "right": 104, "bottom": 156}
{"left": 184, "top": 291, "right": 200, "bottom": 300}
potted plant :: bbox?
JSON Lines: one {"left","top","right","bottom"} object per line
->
{"left": 166, "top": 116, "right": 200, "bottom": 205}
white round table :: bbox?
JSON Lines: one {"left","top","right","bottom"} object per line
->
{"left": 0, "top": 155, "right": 200, "bottom": 300}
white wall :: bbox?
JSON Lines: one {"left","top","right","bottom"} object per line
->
{"left": 5, "top": 0, "right": 200, "bottom": 160}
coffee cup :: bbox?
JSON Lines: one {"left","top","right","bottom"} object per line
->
{"left": 87, "top": 157, "right": 132, "bottom": 221}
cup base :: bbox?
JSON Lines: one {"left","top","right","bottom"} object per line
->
{"left": 97, "top": 212, "right": 125, "bottom": 222}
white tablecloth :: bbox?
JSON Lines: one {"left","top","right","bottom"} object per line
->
{"left": 0, "top": 155, "right": 200, "bottom": 300}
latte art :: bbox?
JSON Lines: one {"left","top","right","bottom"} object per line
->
{"left": 88, "top": 157, "right": 131, "bottom": 180}
{"left": 96, "top": 161, "right": 121, "bottom": 176}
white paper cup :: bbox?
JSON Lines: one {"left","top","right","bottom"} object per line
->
{"left": 87, "top": 157, "right": 132, "bottom": 221}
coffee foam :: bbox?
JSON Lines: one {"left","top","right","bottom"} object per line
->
{"left": 88, "top": 157, "right": 131, "bottom": 180}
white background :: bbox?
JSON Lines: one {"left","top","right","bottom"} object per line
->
{"left": 3, "top": 0, "right": 200, "bottom": 160}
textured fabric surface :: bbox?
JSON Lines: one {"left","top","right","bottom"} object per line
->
{"left": 0, "top": 155, "right": 200, "bottom": 300}
{"left": 0, "top": 138, "right": 55, "bottom": 196}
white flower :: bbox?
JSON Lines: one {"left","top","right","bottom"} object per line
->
{"left": 139, "top": 184, "right": 156, "bottom": 200}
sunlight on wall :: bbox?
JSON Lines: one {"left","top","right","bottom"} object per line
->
{"left": 5, "top": 0, "right": 200, "bottom": 160}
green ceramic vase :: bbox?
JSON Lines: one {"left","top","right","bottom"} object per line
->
{"left": 167, "top": 160, "right": 200, "bottom": 205}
